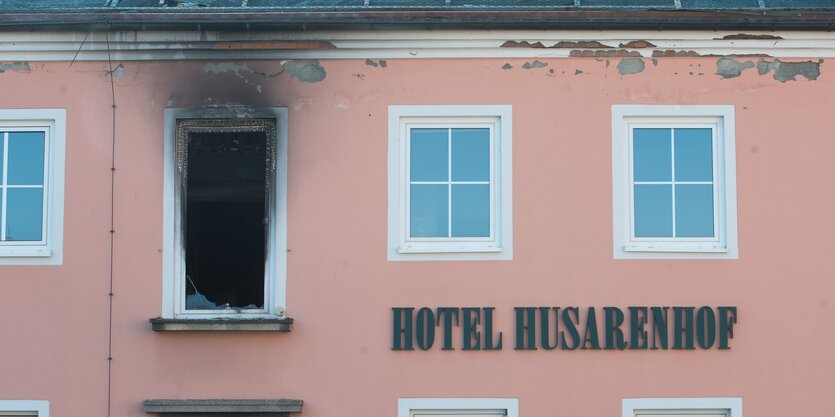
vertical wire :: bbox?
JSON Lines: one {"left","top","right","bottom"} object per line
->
{"left": 105, "top": 27, "right": 117, "bottom": 417}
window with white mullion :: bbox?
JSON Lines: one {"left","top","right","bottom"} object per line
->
{"left": 407, "top": 125, "right": 492, "bottom": 240}
{"left": 1, "top": 132, "right": 8, "bottom": 242}
{"left": 447, "top": 127, "right": 453, "bottom": 238}
{"left": 630, "top": 125, "right": 716, "bottom": 241}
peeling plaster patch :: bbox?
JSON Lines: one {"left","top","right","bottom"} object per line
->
{"left": 617, "top": 58, "right": 645, "bottom": 75}
{"left": 553, "top": 40, "right": 612, "bottom": 48}
{"left": 215, "top": 40, "right": 336, "bottom": 50}
{"left": 652, "top": 50, "right": 700, "bottom": 57}
{"left": 0, "top": 61, "right": 31, "bottom": 73}
{"left": 501, "top": 41, "right": 546, "bottom": 48}
{"left": 651, "top": 59, "right": 658, "bottom": 66}
{"left": 570, "top": 50, "right": 641, "bottom": 58}
{"left": 522, "top": 60, "right": 548, "bottom": 69}
{"left": 281, "top": 60, "right": 326, "bottom": 83}
{"left": 575, "top": 69, "right": 583, "bottom": 75}
{"left": 619, "top": 40, "right": 657, "bottom": 48}
{"left": 756, "top": 58, "right": 821, "bottom": 82}
{"left": 364, "top": 59, "right": 388, "bottom": 68}
{"left": 502, "top": 63, "right": 513, "bottom": 70}
{"left": 352, "top": 73, "right": 366, "bottom": 80}
{"left": 715, "top": 57, "right": 754, "bottom": 79}
{"left": 502, "top": 40, "right": 612, "bottom": 49}
{"left": 203, "top": 62, "right": 253, "bottom": 75}
{"left": 109, "top": 63, "right": 125, "bottom": 78}
{"left": 719, "top": 34, "right": 783, "bottom": 40}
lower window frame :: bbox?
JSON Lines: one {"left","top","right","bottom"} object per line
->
{"left": 398, "top": 398, "right": 518, "bottom": 417}
{"left": 623, "top": 397, "right": 743, "bottom": 417}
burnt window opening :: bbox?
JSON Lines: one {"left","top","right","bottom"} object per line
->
{"left": 176, "top": 119, "right": 277, "bottom": 312}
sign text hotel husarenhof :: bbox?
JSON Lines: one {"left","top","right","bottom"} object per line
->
{"left": 392, "top": 306, "right": 737, "bottom": 351}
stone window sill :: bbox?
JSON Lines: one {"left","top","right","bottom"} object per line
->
{"left": 143, "top": 399, "right": 302, "bottom": 416}
{"left": 149, "top": 317, "right": 293, "bottom": 332}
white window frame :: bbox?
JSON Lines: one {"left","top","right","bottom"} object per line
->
{"left": 399, "top": 398, "right": 518, "bottom": 417}
{"left": 623, "top": 397, "right": 742, "bottom": 417}
{"left": 0, "top": 109, "right": 65, "bottom": 265}
{"left": 612, "top": 105, "right": 738, "bottom": 259}
{"left": 161, "top": 108, "right": 288, "bottom": 319}
{"left": 388, "top": 105, "right": 513, "bottom": 261}
{"left": 0, "top": 400, "right": 49, "bottom": 416}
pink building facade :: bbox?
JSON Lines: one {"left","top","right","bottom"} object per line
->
{"left": 0, "top": 3, "right": 833, "bottom": 417}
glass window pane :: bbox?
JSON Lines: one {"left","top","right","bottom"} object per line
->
{"left": 410, "top": 128, "right": 448, "bottom": 181}
{"left": 0, "top": 133, "right": 4, "bottom": 182}
{"left": 451, "top": 184, "right": 490, "bottom": 237}
{"left": 5, "top": 188, "right": 43, "bottom": 241}
{"left": 675, "top": 184, "right": 715, "bottom": 237}
{"left": 634, "top": 184, "right": 673, "bottom": 237}
{"left": 633, "top": 128, "right": 672, "bottom": 182}
{"left": 7, "top": 132, "right": 45, "bottom": 185}
{"left": 451, "top": 128, "right": 490, "bottom": 181}
{"left": 675, "top": 128, "right": 713, "bottom": 182}
{"left": 410, "top": 184, "right": 448, "bottom": 237}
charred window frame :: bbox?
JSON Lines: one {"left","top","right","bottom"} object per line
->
{"left": 162, "top": 108, "right": 288, "bottom": 320}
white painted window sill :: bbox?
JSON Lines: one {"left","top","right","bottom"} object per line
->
{"left": 624, "top": 245, "right": 728, "bottom": 253}
{"left": 399, "top": 245, "right": 502, "bottom": 254}
{"left": 0, "top": 249, "right": 52, "bottom": 257}
{"left": 149, "top": 317, "right": 293, "bottom": 332}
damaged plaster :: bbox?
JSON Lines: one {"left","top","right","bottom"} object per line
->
{"left": 109, "top": 63, "right": 125, "bottom": 78}
{"left": 715, "top": 57, "right": 755, "bottom": 79}
{"left": 501, "top": 40, "right": 613, "bottom": 49}
{"left": 619, "top": 40, "right": 657, "bottom": 48}
{"left": 617, "top": 58, "right": 645, "bottom": 75}
{"left": 571, "top": 50, "right": 641, "bottom": 58}
{"left": 365, "top": 59, "right": 387, "bottom": 68}
{"left": 0, "top": 61, "right": 31, "bottom": 73}
{"left": 281, "top": 60, "right": 326, "bottom": 83}
{"left": 522, "top": 60, "right": 548, "bottom": 69}
{"left": 715, "top": 57, "right": 822, "bottom": 81}
{"left": 756, "top": 58, "right": 821, "bottom": 82}
{"left": 502, "top": 63, "right": 513, "bottom": 70}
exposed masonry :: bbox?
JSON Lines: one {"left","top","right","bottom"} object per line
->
{"left": 619, "top": 40, "right": 657, "bottom": 48}
{"left": 502, "top": 63, "right": 513, "bottom": 70}
{"left": 522, "top": 60, "right": 548, "bottom": 69}
{"left": 715, "top": 57, "right": 755, "bottom": 78}
{"left": 365, "top": 59, "right": 387, "bottom": 68}
{"left": 571, "top": 50, "right": 642, "bottom": 57}
{"left": 717, "top": 34, "right": 783, "bottom": 40}
{"left": 201, "top": 60, "right": 326, "bottom": 89}
{"left": 0, "top": 61, "right": 31, "bottom": 73}
{"left": 108, "top": 63, "right": 124, "bottom": 78}
{"left": 757, "top": 58, "right": 821, "bottom": 81}
{"left": 617, "top": 58, "right": 645, "bottom": 75}
{"left": 715, "top": 57, "right": 822, "bottom": 81}
{"left": 281, "top": 60, "right": 326, "bottom": 83}
{"left": 501, "top": 40, "right": 613, "bottom": 49}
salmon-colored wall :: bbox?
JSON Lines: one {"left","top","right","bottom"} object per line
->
{"left": 0, "top": 57, "right": 833, "bottom": 417}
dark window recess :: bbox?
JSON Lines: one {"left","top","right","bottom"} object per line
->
{"left": 183, "top": 130, "right": 268, "bottom": 311}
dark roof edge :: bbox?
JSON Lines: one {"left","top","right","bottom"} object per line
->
{"left": 0, "top": 9, "right": 833, "bottom": 31}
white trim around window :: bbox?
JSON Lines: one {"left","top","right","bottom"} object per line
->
{"left": 0, "top": 400, "right": 49, "bottom": 416}
{"left": 612, "top": 105, "right": 738, "bottom": 259}
{"left": 388, "top": 105, "right": 513, "bottom": 261}
{"left": 161, "top": 107, "right": 288, "bottom": 319}
{"left": 399, "top": 398, "right": 518, "bottom": 417}
{"left": 0, "top": 109, "right": 65, "bottom": 266}
{"left": 623, "top": 397, "right": 742, "bottom": 417}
